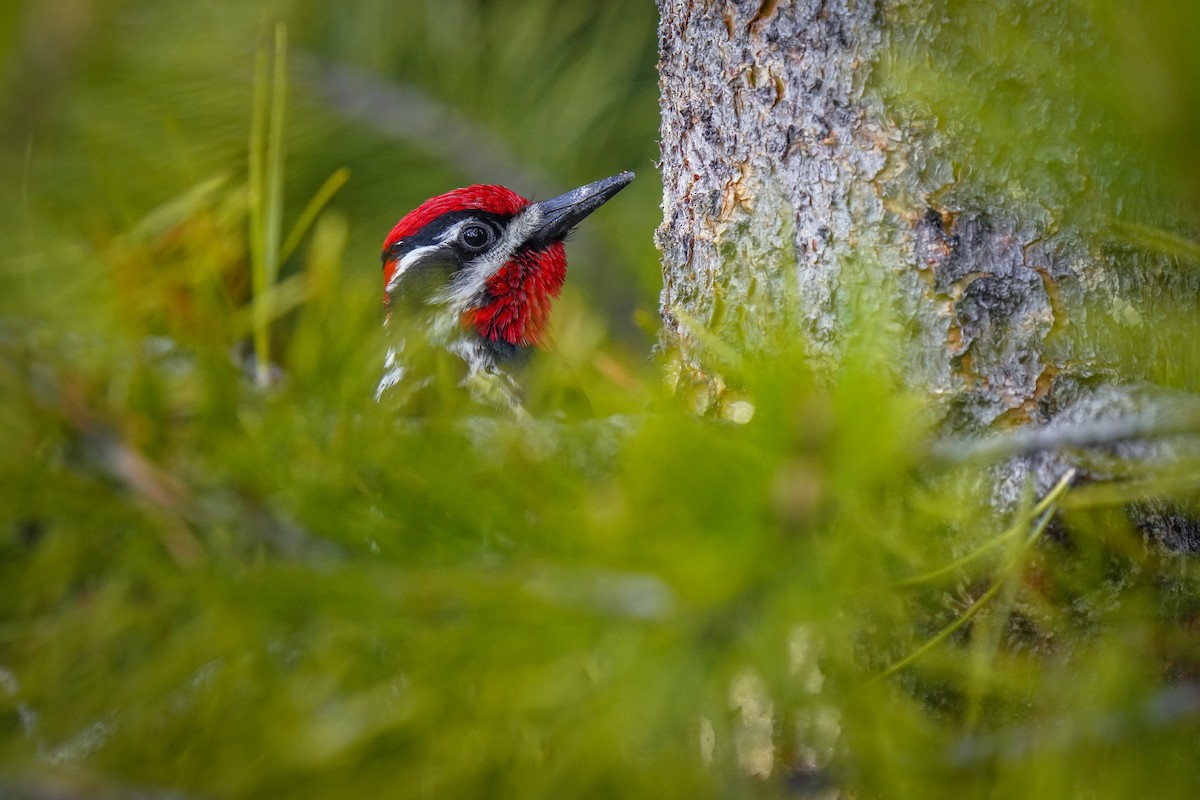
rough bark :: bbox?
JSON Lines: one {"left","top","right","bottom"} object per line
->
{"left": 654, "top": 0, "right": 1200, "bottom": 540}
{"left": 657, "top": 0, "right": 890, "bottom": 377}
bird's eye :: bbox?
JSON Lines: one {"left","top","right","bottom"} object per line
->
{"left": 459, "top": 223, "right": 493, "bottom": 251}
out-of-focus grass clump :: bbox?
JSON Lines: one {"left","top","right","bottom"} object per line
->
{"left": 6, "top": 205, "right": 1200, "bottom": 797}
{"left": 3, "top": 1, "right": 1200, "bottom": 799}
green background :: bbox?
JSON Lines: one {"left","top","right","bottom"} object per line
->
{"left": 3, "top": 1, "right": 1200, "bottom": 798}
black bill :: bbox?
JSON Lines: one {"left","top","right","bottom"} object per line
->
{"left": 530, "top": 171, "right": 635, "bottom": 245}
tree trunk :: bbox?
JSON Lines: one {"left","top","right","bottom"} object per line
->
{"left": 654, "top": 0, "right": 1200, "bottom": 536}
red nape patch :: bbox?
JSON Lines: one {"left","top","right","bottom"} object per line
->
{"left": 467, "top": 243, "right": 568, "bottom": 347}
{"left": 382, "top": 185, "right": 529, "bottom": 254}
{"left": 382, "top": 258, "right": 398, "bottom": 303}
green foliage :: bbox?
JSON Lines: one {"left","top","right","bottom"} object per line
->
{"left": 3, "top": 1, "right": 1200, "bottom": 799}
{"left": 881, "top": 0, "right": 1200, "bottom": 236}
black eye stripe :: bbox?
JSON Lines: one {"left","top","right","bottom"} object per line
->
{"left": 384, "top": 211, "right": 511, "bottom": 261}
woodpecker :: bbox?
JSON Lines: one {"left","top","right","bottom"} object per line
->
{"left": 376, "top": 171, "right": 634, "bottom": 410}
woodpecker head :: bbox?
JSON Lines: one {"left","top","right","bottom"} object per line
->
{"left": 380, "top": 172, "right": 634, "bottom": 362}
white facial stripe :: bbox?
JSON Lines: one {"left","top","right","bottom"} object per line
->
{"left": 386, "top": 244, "right": 442, "bottom": 294}
{"left": 437, "top": 204, "right": 544, "bottom": 309}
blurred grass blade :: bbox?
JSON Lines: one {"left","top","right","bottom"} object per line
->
{"left": 249, "top": 23, "right": 289, "bottom": 388}
{"left": 896, "top": 473, "right": 1072, "bottom": 587}
{"left": 129, "top": 174, "right": 230, "bottom": 242}
{"left": 302, "top": 210, "right": 348, "bottom": 313}
{"left": 1113, "top": 219, "right": 1200, "bottom": 264}
{"left": 280, "top": 167, "right": 351, "bottom": 264}
{"left": 248, "top": 37, "right": 267, "bottom": 370}
{"left": 233, "top": 273, "right": 310, "bottom": 337}
{"left": 265, "top": 24, "right": 288, "bottom": 293}
{"left": 875, "top": 469, "right": 1076, "bottom": 682}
